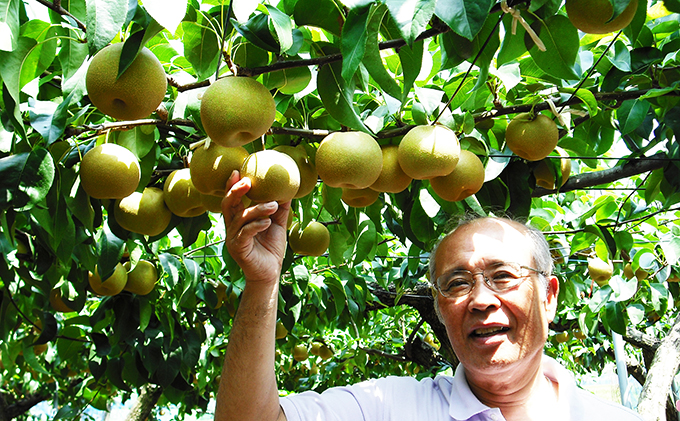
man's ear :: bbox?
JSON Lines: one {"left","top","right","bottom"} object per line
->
{"left": 544, "top": 276, "right": 559, "bottom": 322}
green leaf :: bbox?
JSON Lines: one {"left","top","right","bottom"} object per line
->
{"left": 317, "top": 60, "right": 371, "bottom": 133}
{"left": 86, "top": 0, "right": 128, "bottom": 54}
{"left": 584, "top": 224, "right": 617, "bottom": 259}
{"left": 266, "top": 5, "right": 293, "bottom": 54}
{"left": 0, "top": 37, "right": 36, "bottom": 103}
{"left": 107, "top": 357, "right": 131, "bottom": 391}
{"left": 470, "top": 13, "right": 501, "bottom": 90}
{"left": 142, "top": 0, "right": 186, "bottom": 34}
{"left": 627, "top": 303, "right": 645, "bottom": 325}
{"left": 181, "top": 21, "right": 220, "bottom": 81}
{"left": 293, "top": 0, "right": 343, "bottom": 36}
{"left": 644, "top": 167, "right": 663, "bottom": 204}
{"left": 617, "top": 99, "right": 650, "bottom": 135}
{"left": 527, "top": 14, "right": 579, "bottom": 80}
{"left": 603, "top": 301, "right": 627, "bottom": 335}
{"left": 559, "top": 88, "right": 598, "bottom": 117}
{"left": 435, "top": 0, "right": 493, "bottom": 41}
{"left": 176, "top": 213, "right": 211, "bottom": 248}
{"left": 341, "top": 7, "right": 370, "bottom": 82}
{"left": 56, "top": 326, "right": 85, "bottom": 359}
{"left": 660, "top": 233, "right": 680, "bottom": 266}
{"left": 97, "top": 224, "right": 124, "bottom": 280}
{"left": 324, "top": 276, "right": 346, "bottom": 316}
{"left": 399, "top": 39, "right": 423, "bottom": 103}
{"left": 664, "top": 0, "right": 680, "bottom": 13}
{"left": 361, "top": 4, "right": 401, "bottom": 100}
{"left": 232, "top": 14, "right": 280, "bottom": 53}
{"left": 57, "top": 27, "right": 88, "bottom": 81}
{"left": 29, "top": 92, "right": 76, "bottom": 145}
{"left": 498, "top": 14, "right": 526, "bottom": 66}
{"left": 607, "top": 39, "right": 631, "bottom": 72}
{"left": 35, "top": 312, "right": 58, "bottom": 345}
{"left": 383, "top": 0, "right": 435, "bottom": 45}
{"left": 609, "top": 275, "right": 637, "bottom": 301}
{"left": 0, "top": 148, "right": 55, "bottom": 211}
{"left": 353, "top": 219, "right": 377, "bottom": 264}
{"left": 159, "top": 253, "right": 182, "bottom": 289}
{"left": 409, "top": 194, "right": 435, "bottom": 245}
{"left": 118, "top": 29, "right": 144, "bottom": 78}
{"left": 1, "top": 83, "right": 25, "bottom": 138}
{"left": 0, "top": 0, "right": 21, "bottom": 51}
{"left": 610, "top": 0, "right": 634, "bottom": 21}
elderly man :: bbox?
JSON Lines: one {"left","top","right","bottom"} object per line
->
{"left": 215, "top": 171, "right": 642, "bottom": 421}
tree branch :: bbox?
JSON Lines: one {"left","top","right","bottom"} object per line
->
{"left": 637, "top": 316, "right": 680, "bottom": 421}
{"left": 533, "top": 153, "right": 668, "bottom": 197}
{"left": 239, "top": 26, "right": 450, "bottom": 78}
{"left": 623, "top": 326, "right": 662, "bottom": 354}
{"left": 34, "top": 0, "right": 87, "bottom": 33}
{"left": 366, "top": 282, "right": 458, "bottom": 366}
{"left": 125, "top": 384, "right": 163, "bottom": 421}
{"left": 5, "top": 392, "right": 49, "bottom": 419}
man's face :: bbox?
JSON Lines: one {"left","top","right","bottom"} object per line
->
{"left": 434, "top": 219, "right": 558, "bottom": 378}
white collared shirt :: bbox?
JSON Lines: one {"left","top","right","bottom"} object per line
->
{"left": 279, "top": 356, "right": 643, "bottom": 420}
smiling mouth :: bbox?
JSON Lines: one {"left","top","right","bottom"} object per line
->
{"left": 471, "top": 327, "right": 510, "bottom": 337}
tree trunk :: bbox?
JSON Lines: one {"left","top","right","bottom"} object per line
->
{"left": 0, "top": 393, "right": 9, "bottom": 421}
{"left": 124, "top": 384, "right": 163, "bottom": 421}
{"left": 637, "top": 317, "right": 680, "bottom": 421}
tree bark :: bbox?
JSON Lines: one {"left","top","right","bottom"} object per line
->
{"left": 637, "top": 317, "right": 680, "bottom": 421}
{"left": 533, "top": 153, "right": 668, "bottom": 197}
{"left": 124, "top": 384, "right": 163, "bottom": 421}
{"left": 0, "top": 393, "right": 8, "bottom": 421}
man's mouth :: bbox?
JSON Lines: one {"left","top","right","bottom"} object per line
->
{"left": 471, "top": 326, "right": 510, "bottom": 337}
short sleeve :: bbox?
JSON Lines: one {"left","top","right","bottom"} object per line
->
{"left": 279, "top": 376, "right": 455, "bottom": 421}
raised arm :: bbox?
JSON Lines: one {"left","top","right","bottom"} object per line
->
{"left": 214, "top": 171, "right": 289, "bottom": 421}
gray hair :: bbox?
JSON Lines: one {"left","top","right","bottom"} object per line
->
{"left": 428, "top": 214, "right": 554, "bottom": 297}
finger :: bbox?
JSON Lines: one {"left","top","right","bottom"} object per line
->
{"left": 222, "top": 175, "right": 251, "bottom": 224}
{"left": 235, "top": 217, "right": 273, "bottom": 245}
{"left": 226, "top": 201, "right": 278, "bottom": 241}
{"left": 240, "top": 201, "right": 279, "bottom": 224}
{"left": 270, "top": 200, "right": 291, "bottom": 228}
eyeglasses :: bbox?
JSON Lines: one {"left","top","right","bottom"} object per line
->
{"left": 433, "top": 261, "right": 548, "bottom": 298}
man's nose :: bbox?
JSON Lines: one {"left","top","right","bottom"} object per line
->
{"left": 467, "top": 275, "right": 502, "bottom": 311}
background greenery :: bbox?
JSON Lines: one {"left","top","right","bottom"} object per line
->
{"left": 1, "top": 0, "right": 680, "bottom": 420}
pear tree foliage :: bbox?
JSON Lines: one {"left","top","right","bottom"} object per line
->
{"left": 1, "top": 0, "right": 680, "bottom": 420}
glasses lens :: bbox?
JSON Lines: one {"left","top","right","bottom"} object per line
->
{"left": 437, "top": 271, "right": 473, "bottom": 297}
{"left": 485, "top": 262, "right": 524, "bottom": 291}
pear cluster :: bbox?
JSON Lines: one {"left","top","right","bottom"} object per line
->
{"left": 314, "top": 125, "right": 485, "bottom": 208}
{"left": 88, "top": 260, "right": 158, "bottom": 298}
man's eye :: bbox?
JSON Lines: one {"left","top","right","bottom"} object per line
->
{"left": 491, "top": 271, "right": 518, "bottom": 281}
{"left": 444, "top": 278, "right": 470, "bottom": 290}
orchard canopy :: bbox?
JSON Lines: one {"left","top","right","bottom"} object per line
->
{"left": 1, "top": 0, "right": 680, "bottom": 420}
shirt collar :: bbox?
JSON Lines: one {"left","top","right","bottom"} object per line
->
{"left": 448, "top": 362, "right": 503, "bottom": 420}
{"left": 447, "top": 355, "right": 569, "bottom": 421}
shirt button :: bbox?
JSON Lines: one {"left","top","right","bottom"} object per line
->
{"left": 489, "top": 413, "right": 498, "bottom": 420}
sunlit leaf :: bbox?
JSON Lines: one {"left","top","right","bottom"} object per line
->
{"left": 435, "top": 0, "right": 493, "bottom": 41}
{"left": 86, "top": 0, "right": 128, "bottom": 54}
{"left": 383, "top": 0, "right": 435, "bottom": 45}
{"left": 142, "top": 0, "right": 187, "bottom": 34}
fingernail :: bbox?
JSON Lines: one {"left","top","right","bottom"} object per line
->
{"left": 261, "top": 201, "right": 278, "bottom": 211}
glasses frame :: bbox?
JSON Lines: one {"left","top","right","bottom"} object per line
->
{"left": 433, "top": 262, "right": 548, "bottom": 299}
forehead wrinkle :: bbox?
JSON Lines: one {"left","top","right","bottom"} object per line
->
{"left": 434, "top": 220, "right": 534, "bottom": 281}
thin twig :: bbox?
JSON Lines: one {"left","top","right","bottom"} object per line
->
{"left": 34, "top": 0, "right": 87, "bottom": 32}
{"left": 433, "top": 13, "right": 504, "bottom": 125}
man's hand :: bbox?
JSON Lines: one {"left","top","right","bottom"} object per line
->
{"left": 215, "top": 170, "right": 290, "bottom": 421}
{"left": 222, "top": 170, "right": 291, "bottom": 284}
